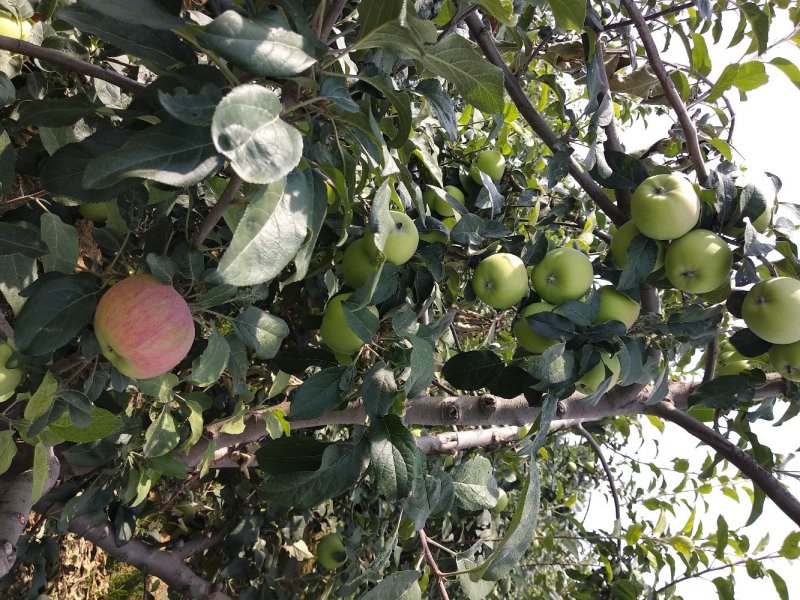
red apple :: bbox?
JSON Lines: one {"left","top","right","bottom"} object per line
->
{"left": 94, "top": 275, "right": 195, "bottom": 379}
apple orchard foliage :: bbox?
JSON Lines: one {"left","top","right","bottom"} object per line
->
{"left": 1, "top": 0, "right": 800, "bottom": 598}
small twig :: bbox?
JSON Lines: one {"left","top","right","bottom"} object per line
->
{"left": 575, "top": 424, "right": 622, "bottom": 557}
{"left": 465, "top": 13, "right": 623, "bottom": 225}
{"left": 652, "top": 552, "right": 780, "bottom": 594}
{"left": 604, "top": 1, "right": 695, "bottom": 31}
{"left": 619, "top": 0, "right": 708, "bottom": 185}
{"left": 757, "top": 255, "right": 779, "bottom": 278}
{"left": 419, "top": 529, "right": 450, "bottom": 600}
{"left": 515, "top": 28, "right": 554, "bottom": 77}
{"left": 318, "top": 0, "right": 350, "bottom": 42}
{"left": 192, "top": 173, "right": 244, "bottom": 248}
{"left": 437, "top": 5, "right": 480, "bottom": 41}
{"left": 0, "top": 34, "right": 144, "bottom": 94}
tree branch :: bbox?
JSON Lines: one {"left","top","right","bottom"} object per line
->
{"left": 0, "top": 448, "right": 59, "bottom": 579}
{"left": 647, "top": 401, "right": 800, "bottom": 528}
{"left": 604, "top": 2, "right": 695, "bottom": 31}
{"left": 67, "top": 511, "right": 232, "bottom": 600}
{"left": 576, "top": 424, "right": 622, "bottom": 556}
{"left": 419, "top": 529, "right": 450, "bottom": 600}
{"left": 652, "top": 552, "right": 779, "bottom": 594}
{"left": 317, "top": 0, "right": 350, "bottom": 42}
{"left": 618, "top": 0, "right": 709, "bottom": 185}
{"left": 0, "top": 35, "right": 144, "bottom": 94}
{"left": 192, "top": 173, "right": 244, "bottom": 249}
{"left": 464, "top": 13, "right": 624, "bottom": 225}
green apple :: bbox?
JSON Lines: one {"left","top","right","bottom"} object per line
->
{"left": 664, "top": 229, "right": 732, "bottom": 294}
{"left": 716, "top": 352, "right": 751, "bottom": 376}
{"left": 610, "top": 220, "right": 665, "bottom": 270}
{"left": 0, "top": 13, "right": 31, "bottom": 40}
{"left": 368, "top": 211, "right": 419, "bottom": 265}
{"left": 316, "top": 533, "right": 347, "bottom": 570}
{"left": 594, "top": 286, "right": 640, "bottom": 331}
{"left": 437, "top": 185, "right": 465, "bottom": 217}
{"left": 0, "top": 340, "right": 23, "bottom": 397}
{"left": 79, "top": 201, "right": 110, "bottom": 223}
{"left": 470, "top": 149, "right": 505, "bottom": 184}
{"left": 490, "top": 488, "right": 509, "bottom": 514}
{"left": 472, "top": 253, "right": 529, "bottom": 309}
{"left": 342, "top": 238, "right": 379, "bottom": 289}
{"left": 575, "top": 352, "right": 621, "bottom": 395}
{"left": 513, "top": 302, "right": 558, "bottom": 354}
{"left": 532, "top": 247, "right": 593, "bottom": 305}
{"left": 320, "top": 293, "right": 379, "bottom": 355}
{"left": 742, "top": 277, "right": 800, "bottom": 344}
{"left": 631, "top": 173, "right": 701, "bottom": 240}
{"left": 442, "top": 212, "right": 461, "bottom": 229}
{"left": 769, "top": 340, "right": 800, "bottom": 382}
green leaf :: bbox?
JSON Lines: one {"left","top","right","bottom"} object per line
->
{"left": 767, "top": 569, "right": 789, "bottom": 600}
{"left": 667, "top": 535, "right": 695, "bottom": 555}
{"left": 14, "top": 274, "right": 98, "bottom": 356}
{"left": 189, "top": 329, "right": 230, "bottom": 386}
{"left": 200, "top": 11, "right": 317, "bottom": 78}
{"left": 58, "top": 7, "right": 193, "bottom": 68}
{"left": 441, "top": 350, "right": 504, "bottom": 391}
{"left": 476, "top": 460, "right": 541, "bottom": 580}
{"left": 457, "top": 558, "right": 496, "bottom": 600}
{"left": 0, "top": 129, "right": 16, "bottom": 196}
{"left": 691, "top": 32, "right": 713, "bottom": 76}
{"left": 289, "top": 367, "right": 347, "bottom": 421}
{"left": 733, "top": 61, "right": 769, "bottom": 92}
{"left": 143, "top": 406, "right": 180, "bottom": 458}
{"left": 136, "top": 373, "right": 179, "bottom": 401}
{"left": 476, "top": 0, "right": 517, "bottom": 26}
{"left": 769, "top": 57, "right": 800, "bottom": 91}
{"left": 197, "top": 284, "right": 238, "bottom": 308}
{"left": 216, "top": 174, "right": 312, "bottom": 285}
{"left": 158, "top": 83, "right": 221, "bottom": 126}
{"left": 779, "top": 531, "right": 800, "bottom": 559}
{"left": 404, "top": 335, "right": 434, "bottom": 397}
{"left": 715, "top": 515, "right": 729, "bottom": 559}
{"left": 49, "top": 407, "right": 122, "bottom": 443}
{"left": 259, "top": 438, "right": 369, "bottom": 509}
{"left": 16, "top": 97, "right": 98, "bottom": 128}
{"left": 256, "top": 436, "right": 331, "bottom": 475}
{"left": 0, "top": 222, "right": 48, "bottom": 259}
{"left": 358, "top": 75, "right": 412, "bottom": 149}
{"left": 420, "top": 35, "right": 504, "bottom": 114}
{"left": 78, "top": 0, "right": 183, "bottom": 29}
{"left": 24, "top": 371, "right": 59, "bottom": 421}
{"left": 0, "top": 430, "right": 17, "bottom": 476}
{"left": 416, "top": 79, "right": 458, "bottom": 140}
{"left": 404, "top": 467, "right": 455, "bottom": 529}
{"left": 712, "top": 576, "right": 735, "bottom": 600}
{"left": 369, "top": 415, "right": 418, "bottom": 500}
{"left": 40, "top": 214, "right": 79, "bottom": 274}
{"left": 359, "top": 571, "right": 421, "bottom": 600}
{"left": 546, "top": 0, "right": 585, "bottom": 31}
{"left": 746, "top": 483, "right": 766, "bottom": 526}
{"left": 357, "top": 0, "right": 406, "bottom": 41}
{"left": 83, "top": 119, "right": 223, "bottom": 188}
{"left": 231, "top": 306, "right": 289, "bottom": 359}
{"left": 688, "top": 375, "right": 755, "bottom": 409}
{"left": 742, "top": 2, "right": 769, "bottom": 55}
{"left": 211, "top": 84, "right": 302, "bottom": 184}
{"left": 361, "top": 362, "right": 398, "bottom": 419}
{"left": 31, "top": 442, "right": 49, "bottom": 503}
{"left": 451, "top": 455, "right": 498, "bottom": 511}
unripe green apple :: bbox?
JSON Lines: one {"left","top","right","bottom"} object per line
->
{"left": 368, "top": 211, "right": 419, "bottom": 265}
{"left": 664, "top": 229, "right": 732, "bottom": 294}
{"left": 490, "top": 488, "right": 509, "bottom": 514}
{"left": 769, "top": 340, "right": 800, "bottom": 382}
{"left": 0, "top": 13, "right": 31, "bottom": 40}
{"left": 532, "top": 247, "right": 593, "bottom": 305}
{"left": 631, "top": 173, "right": 701, "bottom": 240}
{"left": 442, "top": 212, "right": 461, "bottom": 229}
{"left": 79, "top": 201, "right": 110, "bottom": 223}
{"left": 594, "top": 286, "right": 640, "bottom": 331}
{"left": 320, "top": 293, "right": 379, "bottom": 355}
{"left": 610, "top": 220, "right": 665, "bottom": 270}
{"left": 470, "top": 149, "right": 505, "bottom": 184}
{"left": 513, "top": 302, "right": 557, "bottom": 353}
{"left": 342, "top": 238, "right": 379, "bottom": 289}
{"left": 472, "top": 253, "right": 529, "bottom": 309}
{"left": 575, "top": 352, "right": 621, "bottom": 395}
{"left": 716, "top": 353, "right": 751, "bottom": 376}
{"left": 316, "top": 533, "right": 347, "bottom": 570}
{"left": 742, "top": 277, "right": 800, "bottom": 344}
{"left": 94, "top": 275, "right": 195, "bottom": 379}
{"left": 0, "top": 340, "right": 23, "bottom": 397}
{"left": 436, "top": 185, "right": 465, "bottom": 217}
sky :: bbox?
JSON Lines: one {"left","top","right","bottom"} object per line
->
{"left": 578, "top": 9, "right": 800, "bottom": 597}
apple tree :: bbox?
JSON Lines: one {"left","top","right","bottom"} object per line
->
{"left": 1, "top": 0, "right": 800, "bottom": 598}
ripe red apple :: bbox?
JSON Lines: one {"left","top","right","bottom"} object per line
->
{"left": 94, "top": 275, "right": 195, "bottom": 379}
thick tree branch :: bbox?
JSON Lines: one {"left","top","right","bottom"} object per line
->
{"left": 0, "top": 448, "right": 59, "bottom": 579}
{"left": 464, "top": 13, "right": 624, "bottom": 225}
{"left": 67, "top": 512, "right": 232, "bottom": 600}
{"left": 0, "top": 35, "right": 144, "bottom": 94}
{"left": 317, "top": 0, "right": 350, "bottom": 42}
{"left": 647, "top": 401, "right": 800, "bottom": 528}
{"left": 618, "top": 0, "right": 709, "bottom": 185}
